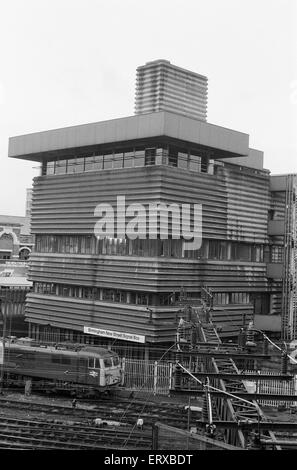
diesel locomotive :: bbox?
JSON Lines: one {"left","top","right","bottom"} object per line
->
{"left": 0, "top": 337, "right": 122, "bottom": 393}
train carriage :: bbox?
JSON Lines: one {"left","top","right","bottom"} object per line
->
{"left": 0, "top": 337, "right": 121, "bottom": 393}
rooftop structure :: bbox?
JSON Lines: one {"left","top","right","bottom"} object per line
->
{"left": 135, "top": 60, "right": 208, "bottom": 121}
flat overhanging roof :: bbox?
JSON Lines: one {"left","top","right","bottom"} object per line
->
{"left": 8, "top": 111, "right": 250, "bottom": 162}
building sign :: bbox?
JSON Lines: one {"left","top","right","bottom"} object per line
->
{"left": 84, "top": 326, "right": 145, "bottom": 344}
{"left": 0, "top": 343, "right": 3, "bottom": 365}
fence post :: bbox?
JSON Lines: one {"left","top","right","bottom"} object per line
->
{"left": 153, "top": 361, "right": 158, "bottom": 396}
{"left": 294, "top": 375, "right": 297, "bottom": 397}
{"left": 169, "top": 362, "right": 173, "bottom": 394}
{"left": 152, "top": 423, "right": 159, "bottom": 450}
{"left": 121, "top": 357, "right": 126, "bottom": 387}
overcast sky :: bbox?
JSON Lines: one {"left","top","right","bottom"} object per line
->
{"left": 0, "top": 0, "right": 296, "bottom": 215}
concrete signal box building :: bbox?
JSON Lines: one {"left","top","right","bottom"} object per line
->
{"left": 8, "top": 61, "right": 297, "bottom": 356}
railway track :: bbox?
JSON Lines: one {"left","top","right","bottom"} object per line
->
{"left": 0, "top": 395, "right": 199, "bottom": 429}
{"left": 0, "top": 415, "right": 151, "bottom": 450}
{"left": 0, "top": 392, "right": 201, "bottom": 450}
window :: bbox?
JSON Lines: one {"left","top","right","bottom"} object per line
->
{"left": 208, "top": 240, "right": 220, "bottom": 260}
{"left": 104, "top": 357, "right": 113, "bottom": 368}
{"left": 72, "top": 286, "right": 81, "bottom": 298}
{"left": 189, "top": 154, "right": 201, "bottom": 172}
{"left": 201, "top": 157, "right": 209, "bottom": 173}
{"left": 136, "top": 293, "right": 149, "bottom": 305}
{"left": 102, "top": 289, "right": 114, "bottom": 301}
{"left": 94, "top": 155, "right": 104, "bottom": 170}
{"left": 134, "top": 149, "right": 145, "bottom": 167}
{"left": 231, "top": 293, "right": 250, "bottom": 304}
{"left": 124, "top": 150, "right": 134, "bottom": 168}
{"left": 85, "top": 156, "right": 95, "bottom": 172}
{"left": 178, "top": 152, "right": 188, "bottom": 170}
{"left": 145, "top": 148, "right": 156, "bottom": 166}
{"left": 82, "top": 287, "right": 93, "bottom": 299}
{"left": 59, "top": 286, "right": 69, "bottom": 296}
{"left": 168, "top": 147, "right": 178, "bottom": 167}
{"left": 103, "top": 153, "right": 113, "bottom": 170}
{"left": 156, "top": 148, "right": 165, "bottom": 165}
{"left": 213, "top": 293, "right": 229, "bottom": 305}
{"left": 113, "top": 152, "right": 124, "bottom": 169}
{"left": 55, "top": 159, "right": 67, "bottom": 175}
{"left": 88, "top": 358, "right": 95, "bottom": 368}
{"left": 81, "top": 236, "right": 92, "bottom": 254}
{"left": 46, "top": 162, "right": 55, "bottom": 175}
{"left": 252, "top": 293, "right": 271, "bottom": 315}
{"left": 74, "top": 157, "right": 85, "bottom": 173}
{"left": 69, "top": 236, "right": 79, "bottom": 254}
{"left": 231, "top": 243, "right": 251, "bottom": 261}
{"left": 271, "top": 245, "right": 283, "bottom": 263}
{"left": 208, "top": 241, "right": 228, "bottom": 260}
{"left": 238, "top": 244, "right": 251, "bottom": 261}
{"left": 42, "top": 145, "right": 220, "bottom": 176}
{"left": 113, "top": 356, "right": 120, "bottom": 366}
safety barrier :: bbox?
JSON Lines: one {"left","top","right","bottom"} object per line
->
{"left": 152, "top": 422, "right": 240, "bottom": 450}
{"left": 121, "top": 358, "right": 173, "bottom": 395}
{"left": 244, "top": 370, "right": 297, "bottom": 408}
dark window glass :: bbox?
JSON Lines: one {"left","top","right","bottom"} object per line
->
{"left": 104, "top": 357, "right": 113, "bottom": 368}
{"left": 253, "top": 293, "right": 270, "bottom": 315}
{"left": 113, "top": 356, "right": 120, "bottom": 366}
{"left": 208, "top": 240, "right": 220, "bottom": 260}
{"left": 145, "top": 148, "right": 156, "bottom": 166}
{"left": 88, "top": 358, "right": 95, "bottom": 369}
{"left": 237, "top": 244, "right": 251, "bottom": 261}
{"left": 168, "top": 147, "right": 178, "bottom": 167}
{"left": 95, "top": 358, "right": 101, "bottom": 369}
{"left": 201, "top": 157, "right": 209, "bottom": 173}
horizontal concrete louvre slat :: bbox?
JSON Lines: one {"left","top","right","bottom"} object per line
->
{"left": 25, "top": 295, "right": 176, "bottom": 341}
{"left": 30, "top": 165, "right": 269, "bottom": 242}
{"left": 28, "top": 254, "right": 269, "bottom": 291}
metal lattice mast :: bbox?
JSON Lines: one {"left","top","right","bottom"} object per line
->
{"left": 281, "top": 175, "right": 297, "bottom": 341}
